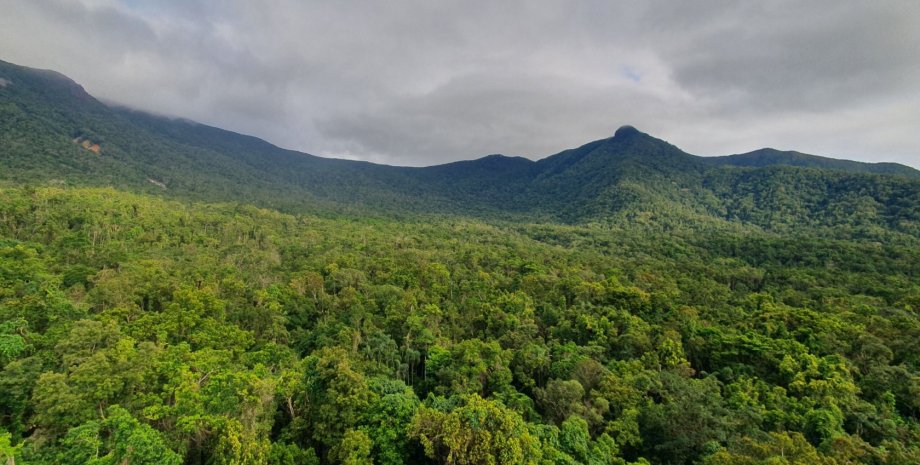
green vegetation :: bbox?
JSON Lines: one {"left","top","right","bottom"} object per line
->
{"left": 2, "top": 59, "right": 919, "bottom": 228}
{"left": 2, "top": 58, "right": 920, "bottom": 464}
{"left": 0, "top": 186, "right": 918, "bottom": 464}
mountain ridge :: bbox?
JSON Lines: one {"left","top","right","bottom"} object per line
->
{"left": 707, "top": 147, "right": 918, "bottom": 177}
{"left": 2, "top": 58, "right": 920, "bottom": 232}
{"left": 2, "top": 58, "right": 914, "bottom": 174}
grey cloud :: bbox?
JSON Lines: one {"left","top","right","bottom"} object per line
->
{"left": 0, "top": 0, "right": 917, "bottom": 167}
{"left": 316, "top": 72, "right": 683, "bottom": 165}
{"left": 660, "top": 2, "right": 920, "bottom": 114}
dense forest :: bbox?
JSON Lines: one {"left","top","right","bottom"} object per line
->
{"left": 2, "top": 59, "right": 920, "bottom": 464}
{"left": 1, "top": 186, "right": 918, "bottom": 464}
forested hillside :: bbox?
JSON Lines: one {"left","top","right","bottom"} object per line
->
{"left": 2, "top": 58, "right": 920, "bottom": 465}
{"left": 2, "top": 59, "right": 919, "bottom": 229}
{"left": 1, "top": 186, "right": 919, "bottom": 464}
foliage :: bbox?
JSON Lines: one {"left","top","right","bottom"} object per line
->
{"left": 1, "top": 58, "right": 920, "bottom": 465}
{"left": 410, "top": 394, "right": 540, "bottom": 465}
{"left": 3, "top": 58, "right": 920, "bottom": 230}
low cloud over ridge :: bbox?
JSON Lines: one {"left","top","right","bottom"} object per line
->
{"left": 2, "top": 0, "right": 918, "bottom": 167}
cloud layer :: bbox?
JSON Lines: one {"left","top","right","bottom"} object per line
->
{"left": 2, "top": 0, "right": 918, "bottom": 166}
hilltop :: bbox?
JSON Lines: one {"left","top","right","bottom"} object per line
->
{"left": 2, "top": 59, "right": 919, "bottom": 234}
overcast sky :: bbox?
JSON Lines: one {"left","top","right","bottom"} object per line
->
{"left": 1, "top": 0, "right": 919, "bottom": 167}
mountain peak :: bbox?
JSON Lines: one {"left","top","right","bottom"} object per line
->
{"left": 614, "top": 125, "right": 642, "bottom": 139}
{"left": 0, "top": 59, "right": 98, "bottom": 104}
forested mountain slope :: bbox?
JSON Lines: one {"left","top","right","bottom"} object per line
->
{"left": 707, "top": 148, "right": 918, "bottom": 177}
{"left": 2, "top": 58, "right": 920, "bottom": 465}
{"left": 3, "top": 59, "right": 919, "bottom": 231}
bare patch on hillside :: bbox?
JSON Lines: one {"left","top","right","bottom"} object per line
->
{"left": 73, "top": 137, "right": 101, "bottom": 154}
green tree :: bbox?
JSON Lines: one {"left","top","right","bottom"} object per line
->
{"left": 299, "top": 348, "right": 377, "bottom": 449}
{"left": 410, "top": 394, "right": 541, "bottom": 465}
{"left": 0, "top": 431, "right": 22, "bottom": 465}
{"left": 57, "top": 405, "right": 181, "bottom": 465}
{"left": 535, "top": 379, "right": 584, "bottom": 425}
{"left": 333, "top": 429, "right": 373, "bottom": 465}
{"left": 700, "top": 432, "right": 836, "bottom": 465}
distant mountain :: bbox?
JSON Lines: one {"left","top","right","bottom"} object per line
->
{"left": 2, "top": 58, "right": 919, "bottom": 233}
{"left": 707, "top": 148, "right": 918, "bottom": 177}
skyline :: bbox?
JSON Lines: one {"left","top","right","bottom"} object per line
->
{"left": 2, "top": 0, "right": 919, "bottom": 167}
